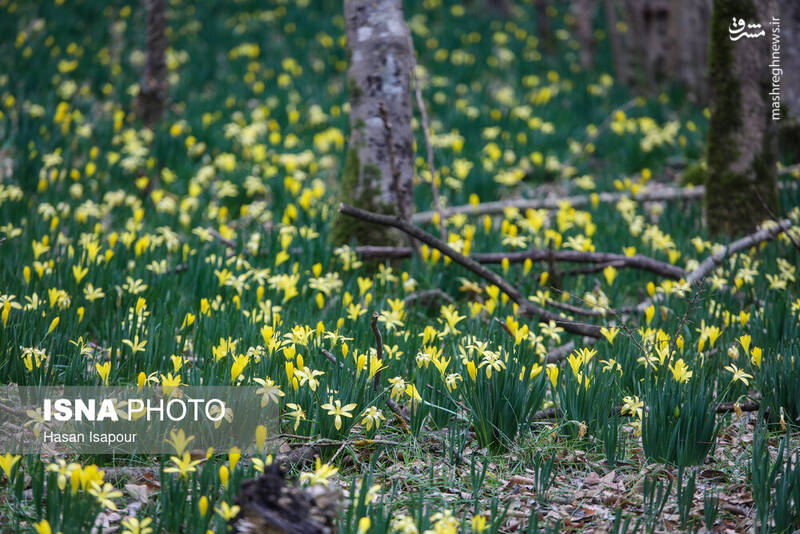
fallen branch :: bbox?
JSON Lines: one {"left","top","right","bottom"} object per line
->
{"left": 353, "top": 245, "right": 683, "bottom": 279}
{"left": 412, "top": 185, "right": 705, "bottom": 224}
{"left": 340, "top": 203, "right": 603, "bottom": 338}
{"left": 635, "top": 218, "right": 794, "bottom": 312}
{"left": 474, "top": 248, "right": 684, "bottom": 280}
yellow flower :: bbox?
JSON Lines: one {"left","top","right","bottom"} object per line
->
{"left": 285, "top": 403, "right": 306, "bottom": 430}
{"left": 47, "top": 316, "right": 60, "bottom": 334}
{"left": 88, "top": 482, "right": 123, "bottom": 510}
{"left": 600, "top": 326, "right": 619, "bottom": 345}
{"left": 215, "top": 502, "right": 240, "bottom": 521}
{"left": 34, "top": 520, "right": 52, "bottom": 534}
{"left": 357, "top": 517, "right": 371, "bottom": 534}
{"left": 164, "top": 452, "right": 202, "bottom": 479}
{"left": 645, "top": 305, "right": 655, "bottom": 325}
{"left": 750, "top": 346, "right": 762, "bottom": 367}
{"left": 737, "top": 334, "right": 751, "bottom": 355}
{"left": 229, "top": 446, "right": 241, "bottom": 470}
{"left": 121, "top": 517, "right": 153, "bottom": 534}
{"left": 72, "top": 264, "right": 88, "bottom": 284}
{"left": 165, "top": 429, "right": 195, "bottom": 456}
{"left": 360, "top": 406, "right": 386, "bottom": 431}
{"left": 0, "top": 453, "right": 21, "bottom": 478}
{"left": 546, "top": 364, "right": 559, "bottom": 388}
{"left": 724, "top": 364, "right": 753, "bottom": 386}
{"left": 299, "top": 457, "right": 339, "bottom": 487}
{"left": 219, "top": 465, "right": 229, "bottom": 488}
{"left": 471, "top": 514, "right": 489, "bottom": 533}
{"left": 122, "top": 335, "right": 147, "bottom": 354}
{"left": 668, "top": 358, "right": 692, "bottom": 383}
{"left": 198, "top": 496, "right": 209, "bottom": 516}
{"left": 95, "top": 361, "right": 111, "bottom": 385}
{"left": 320, "top": 397, "right": 357, "bottom": 430}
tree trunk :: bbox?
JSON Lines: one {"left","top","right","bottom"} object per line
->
{"left": 137, "top": 0, "right": 167, "bottom": 128}
{"left": 330, "top": 0, "right": 415, "bottom": 246}
{"left": 603, "top": 0, "right": 630, "bottom": 84}
{"left": 571, "top": 0, "right": 595, "bottom": 69}
{"left": 536, "top": 0, "right": 553, "bottom": 53}
{"left": 779, "top": 1, "right": 800, "bottom": 118}
{"left": 487, "top": 0, "right": 513, "bottom": 18}
{"left": 668, "top": 0, "right": 712, "bottom": 103}
{"left": 706, "top": 0, "right": 777, "bottom": 236}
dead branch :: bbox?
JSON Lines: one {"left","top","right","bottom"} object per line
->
{"left": 412, "top": 185, "right": 705, "bottom": 224}
{"left": 353, "top": 244, "right": 684, "bottom": 280}
{"left": 635, "top": 218, "right": 794, "bottom": 312}
{"left": 339, "top": 203, "right": 604, "bottom": 338}
{"left": 474, "top": 248, "right": 685, "bottom": 280}
{"left": 546, "top": 341, "right": 579, "bottom": 364}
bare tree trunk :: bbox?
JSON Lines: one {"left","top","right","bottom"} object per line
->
{"left": 571, "top": 0, "right": 595, "bottom": 69}
{"left": 778, "top": 1, "right": 800, "bottom": 118}
{"left": 604, "top": 0, "right": 629, "bottom": 83}
{"left": 706, "top": 0, "right": 777, "bottom": 236}
{"left": 330, "top": 0, "right": 415, "bottom": 246}
{"left": 487, "top": 0, "right": 513, "bottom": 18}
{"left": 137, "top": 0, "right": 167, "bottom": 128}
{"left": 535, "top": 0, "right": 553, "bottom": 53}
{"left": 667, "top": 0, "right": 712, "bottom": 103}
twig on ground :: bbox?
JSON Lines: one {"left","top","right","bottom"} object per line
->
{"left": 208, "top": 227, "right": 236, "bottom": 250}
{"left": 340, "top": 203, "right": 604, "bottom": 338}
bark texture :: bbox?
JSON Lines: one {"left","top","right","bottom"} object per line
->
{"left": 137, "top": 0, "right": 168, "bottom": 128}
{"left": 706, "top": 0, "right": 777, "bottom": 236}
{"left": 330, "top": 0, "right": 415, "bottom": 246}
{"left": 779, "top": 1, "right": 800, "bottom": 118}
{"left": 668, "top": 0, "right": 712, "bottom": 102}
{"left": 571, "top": 0, "right": 596, "bottom": 69}
{"left": 606, "top": 0, "right": 711, "bottom": 101}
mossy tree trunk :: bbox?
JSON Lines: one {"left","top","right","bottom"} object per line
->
{"left": 330, "top": 0, "right": 415, "bottom": 246}
{"left": 706, "top": 0, "right": 777, "bottom": 236}
{"left": 137, "top": 0, "right": 167, "bottom": 128}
